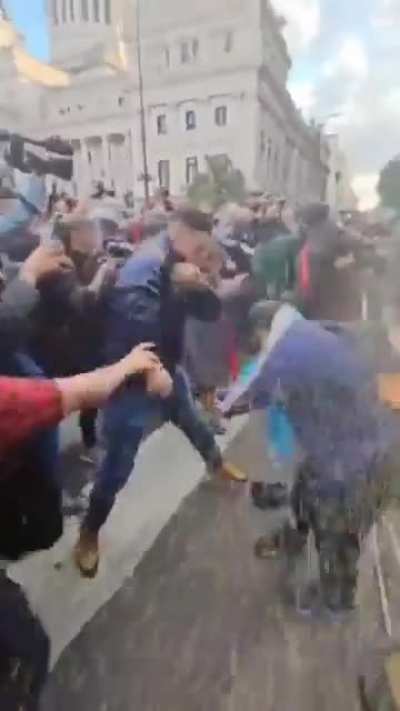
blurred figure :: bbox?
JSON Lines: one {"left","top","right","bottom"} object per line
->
{"left": 222, "top": 300, "right": 399, "bottom": 615}
{"left": 185, "top": 241, "right": 231, "bottom": 434}
{"left": 74, "top": 208, "right": 248, "bottom": 579}
{"left": 0, "top": 343, "right": 159, "bottom": 711}
{"left": 296, "top": 202, "right": 364, "bottom": 321}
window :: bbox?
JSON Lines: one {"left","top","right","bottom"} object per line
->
{"left": 88, "top": 150, "right": 92, "bottom": 165}
{"left": 210, "top": 154, "right": 230, "bottom": 171}
{"left": 224, "top": 31, "right": 233, "bottom": 53}
{"left": 157, "top": 114, "right": 167, "bottom": 135}
{"left": 185, "top": 110, "right": 196, "bottom": 131}
{"left": 186, "top": 156, "right": 199, "bottom": 185}
{"left": 215, "top": 106, "right": 227, "bottom": 127}
{"left": 118, "top": 97, "right": 125, "bottom": 107}
{"left": 164, "top": 48, "right": 170, "bottom": 69}
{"left": 266, "top": 139, "right": 272, "bottom": 175}
{"left": 69, "top": 0, "right": 75, "bottom": 21}
{"left": 81, "top": 0, "right": 89, "bottom": 21}
{"left": 61, "top": 0, "right": 67, "bottom": 22}
{"left": 158, "top": 160, "right": 170, "bottom": 190}
{"left": 52, "top": 0, "right": 59, "bottom": 25}
{"left": 104, "top": 0, "right": 111, "bottom": 24}
{"left": 274, "top": 147, "right": 280, "bottom": 178}
{"left": 180, "top": 39, "right": 198, "bottom": 64}
{"left": 93, "top": 0, "right": 100, "bottom": 22}
{"left": 181, "top": 41, "right": 190, "bottom": 64}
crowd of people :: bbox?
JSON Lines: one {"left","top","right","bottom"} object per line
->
{"left": 0, "top": 132, "right": 399, "bottom": 709}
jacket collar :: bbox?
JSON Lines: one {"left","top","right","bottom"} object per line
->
{"left": 265, "top": 304, "right": 303, "bottom": 356}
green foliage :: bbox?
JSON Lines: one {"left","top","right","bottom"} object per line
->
{"left": 187, "top": 155, "right": 246, "bottom": 210}
{"left": 378, "top": 156, "right": 400, "bottom": 211}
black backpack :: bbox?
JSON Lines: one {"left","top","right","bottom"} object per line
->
{"left": 0, "top": 442, "right": 63, "bottom": 562}
{"left": 0, "top": 574, "right": 50, "bottom": 711}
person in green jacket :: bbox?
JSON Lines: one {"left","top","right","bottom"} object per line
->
{"left": 251, "top": 218, "right": 301, "bottom": 300}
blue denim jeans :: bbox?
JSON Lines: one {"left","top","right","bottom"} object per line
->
{"left": 85, "top": 368, "right": 221, "bottom": 532}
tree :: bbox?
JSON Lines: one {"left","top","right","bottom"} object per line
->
{"left": 378, "top": 156, "right": 400, "bottom": 212}
{"left": 187, "top": 155, "right": 246, "bottom": 211}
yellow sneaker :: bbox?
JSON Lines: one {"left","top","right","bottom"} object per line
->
{"left": 218, "top": 461, "right": 248, "bottom": 483}
{"left": 74, "top": 529, "right": 99, "bottom": 579}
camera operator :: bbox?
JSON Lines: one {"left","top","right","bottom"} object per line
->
{"left": 0, "top": 245, "right": 73, "bottom": 361}
{"left": 30, "top": 212, "right": 116, "bottom": 454}
{"left": 0, "top": 132, "right": 73, "bottom": 264}
{"left": 31, "top": 214, "right": 114, "bottom": 369}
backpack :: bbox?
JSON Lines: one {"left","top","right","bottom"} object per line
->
{"left": 0, "top": 574, "right": 50, "bottom": 711}
{"left": 0, "top": 439, "right": 63, "bottom": 561}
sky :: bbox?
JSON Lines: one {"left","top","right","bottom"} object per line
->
{"left": 7, "top": 0, "right": 49, "bottom": 59}
{"left": 6, "top": 0, "right": 399, "bottom": 209}
{"left": 273, "top": 0, "right": 400, "bottom": 209}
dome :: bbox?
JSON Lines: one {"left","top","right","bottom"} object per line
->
{"left": 0, "top": 12, "right": 20, "bottom": 49}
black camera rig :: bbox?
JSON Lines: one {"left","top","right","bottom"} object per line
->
{"left": 0, "top": 131, "right": 74, "bottom": 182}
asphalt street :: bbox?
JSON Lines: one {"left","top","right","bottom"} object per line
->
{"left": 6, "top": 411, "right": 399, "bottom": 710}
{"left": 28, "top": 413, "right": 397, "bottom": 711}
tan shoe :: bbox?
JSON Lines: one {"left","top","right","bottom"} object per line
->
{"left": 217, "top": 461, "right": 248, "bottom": 483}
{"left": 74, "top": 529, "right": 99, "bottom": 579}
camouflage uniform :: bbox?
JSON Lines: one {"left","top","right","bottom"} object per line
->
{"left": 291, "top": 453, "right": 398, "bottom": 611}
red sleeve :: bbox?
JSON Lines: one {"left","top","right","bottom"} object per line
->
{"left": 0, "top": 377, "right": 63, "bottom": 457}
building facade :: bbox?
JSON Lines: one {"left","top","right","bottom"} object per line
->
{"left": 1, "top": 0, "right": 330, "bottom": 205}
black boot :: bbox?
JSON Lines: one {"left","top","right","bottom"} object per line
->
{"left": 251, "top": 481, "right": 289, "bottom": 510}
{"left": 254, "top": 522, "right": 307, "bottom": 559}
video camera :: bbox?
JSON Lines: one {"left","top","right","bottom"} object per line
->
{"left": 0, "top": 130, "right": 74, "bottom": 182}
{"left": 104, "top": 239, "right": 135, "bottom": 264}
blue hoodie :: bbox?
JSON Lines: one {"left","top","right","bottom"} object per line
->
{"left": 225, "top": 310, "right": 397, "bottom": 496}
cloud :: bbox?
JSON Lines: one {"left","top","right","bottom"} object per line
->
{"left": 272, "top": 0, "right": 321, "bottom": 53}
{"left": 286, "top": 1, "right": 400, "bottom": 207}
{"left": 322, "top": 36, "right": 368, "bottom": 81}
{"left": 288, "top": 80, "right": 317, "bottom": 117}
{"left": 373, "top": 0, "right": 400, "bottom": 27}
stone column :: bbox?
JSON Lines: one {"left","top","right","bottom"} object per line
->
{"left": 81, "top": 138, "right": 91, "bottom": 194}
{"left": 102, "top": 135, "right": 109, "bottom": 186}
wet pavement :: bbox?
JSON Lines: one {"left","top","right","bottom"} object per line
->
{"left": 39, "top": 415, "right": 395, "bottom": 711}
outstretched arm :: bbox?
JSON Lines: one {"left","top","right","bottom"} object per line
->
{"left": 56, "top": 343, "right": 159, "bottom": 414}
{"left": 0, "top": 344, "right": 159, "bottom": 457}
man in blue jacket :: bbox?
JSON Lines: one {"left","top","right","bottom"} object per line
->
{"left": 222, "top": 301, "right": 399, "bottom": 614}
{"left": 75, "top": 209, "right": 247, "bottom": 578}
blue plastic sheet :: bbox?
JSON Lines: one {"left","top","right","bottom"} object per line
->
{"left": 266, "top": 405, "right": 296, "bottom": 463}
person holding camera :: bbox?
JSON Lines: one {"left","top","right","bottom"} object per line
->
{"left": 0, "top": 132, "right": 74, "bottom": 262}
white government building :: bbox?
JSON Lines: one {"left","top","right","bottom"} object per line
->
{"left": 0, "top": 0, "right": 332, "bottom": 206}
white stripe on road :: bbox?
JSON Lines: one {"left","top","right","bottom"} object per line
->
{"left": 8, "top": 417, "right": 247, "bottom": 667}
{"left": 371, "top": 523, "right": 392, "bottom": 638}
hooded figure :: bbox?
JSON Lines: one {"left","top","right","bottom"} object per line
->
{"left": 222, "top": 302, "right": 399, "bottom": 614}
{"left": 297, "top": 203, "right": 363, "bottom": 321}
